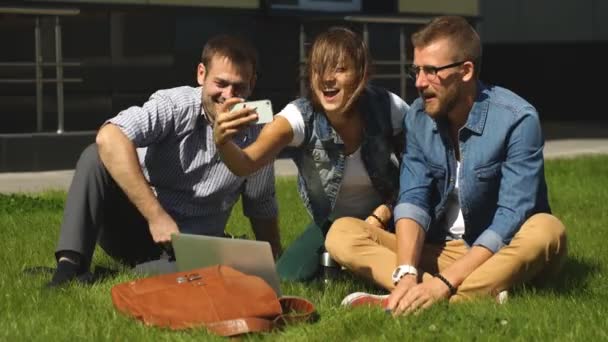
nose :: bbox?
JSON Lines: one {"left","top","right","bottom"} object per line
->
{"left": 322, "top": 72, "right": 336, "bottom": 83}
{"left": 222, "top": 85, "right": 235, "bottom": 99}
{"left": 415, "top": 71, "right": 429, "bottom": 90}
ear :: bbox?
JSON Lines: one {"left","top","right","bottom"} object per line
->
{"left": 196, "top": 63, "right": 206, "bottom": 85}
{"left": 462, "top": 61, "right": 475, "bottom": 82}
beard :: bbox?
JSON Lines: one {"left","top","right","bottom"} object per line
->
{"left": 201, "top": 93, "right": 220, "bottom": 123}
{"left": 421, "top": 85, "right": 460, "bottom": 119}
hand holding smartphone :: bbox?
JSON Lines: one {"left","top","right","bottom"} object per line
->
{"left": 231, "top": 99, "right": 274, "bottom": 124}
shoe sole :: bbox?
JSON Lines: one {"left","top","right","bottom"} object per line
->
{"left": 341, "top": 292, "right": 389, "bottom": 307}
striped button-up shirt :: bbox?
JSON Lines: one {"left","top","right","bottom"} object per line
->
{"left": 108, "top": 86, "right": 277, "bottom": 236}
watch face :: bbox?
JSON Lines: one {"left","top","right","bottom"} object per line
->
{"left": 392, "top": 266, "right": 404, "bottom": 282}
{"left": 391, "top": 268, "right": 400, "bottom": 278}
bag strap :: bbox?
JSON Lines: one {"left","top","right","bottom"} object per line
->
{"left": 274, "top": 296, "right": 317, "bottom": 326}
{"left": 204, "top": 296, "right": 316, "bottom": 337}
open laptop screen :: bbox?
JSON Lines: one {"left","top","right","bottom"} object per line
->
{"left": 171, "top": 233, "right": 282, "bottom": 296}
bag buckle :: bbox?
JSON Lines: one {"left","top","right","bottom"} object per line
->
{"left": 176, "top": 273, "right": 202, "bottom": 284}
{"left": 187, "top": 273, "right": 202, "bottom": 281}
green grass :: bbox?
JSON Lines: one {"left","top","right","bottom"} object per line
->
{"left": 1, "top": 156, "right": 607, "bottom": 341}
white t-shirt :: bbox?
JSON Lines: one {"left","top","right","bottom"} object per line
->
{"left": 277, "top": 91, "right": 408, "bottom": 220}
{"left": 329, "top": 146, "right": 383, "bottom": 220}
{"left": 278, "top": 92, "right": 407, "bottom": 147}
{"left": 443, "top": 162, "right": 465, "bottom": 238}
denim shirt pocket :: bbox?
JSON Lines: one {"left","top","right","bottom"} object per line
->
{"left": 474, "top": 160, "right": 502, "bottom": 181}
{"left": 472, "top": 160, "right": 502, "bottom": 208}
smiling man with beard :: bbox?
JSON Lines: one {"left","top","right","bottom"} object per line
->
{"left": 330, "top": 16, "right": 567, "bottom": 314}
{"left": 48, "top": 34, "right": 280, "bottom": 287}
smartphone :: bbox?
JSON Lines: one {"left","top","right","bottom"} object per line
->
{"left": 231, "top": 99, "right": 274, "bottom": 124}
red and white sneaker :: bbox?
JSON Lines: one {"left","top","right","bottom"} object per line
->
{"left": 341, "top": 292, "right": 389, "bottom": 308}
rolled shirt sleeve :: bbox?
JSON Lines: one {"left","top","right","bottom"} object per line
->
{"left": 107, "top": 91, "right": 177, "bottom": 147}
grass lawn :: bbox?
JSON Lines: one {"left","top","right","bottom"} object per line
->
{"left": 1, "top": 155, "right": 607, "bottom": 341}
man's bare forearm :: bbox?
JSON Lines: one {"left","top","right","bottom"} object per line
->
{"left": 438, "top": 245, "right": 493, "bottom": 287}
{"left": 395, "top": 218, "right": 426, "bottom": 267}
{"left": 96, "top": 124, "right": 166, "bottom": 222}
{"left": 215, "top": 115, "right": 294, "bottom": 177}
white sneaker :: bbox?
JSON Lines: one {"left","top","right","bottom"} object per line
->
{"left": 496, "top": 290, "right": 508, "bottom": 304}
{"left": 341, "top": 292, "right": 389, "bottom": 308}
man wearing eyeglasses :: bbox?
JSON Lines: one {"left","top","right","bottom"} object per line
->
{"left": 327, "top": 16, "right": 567, "bottom": 314}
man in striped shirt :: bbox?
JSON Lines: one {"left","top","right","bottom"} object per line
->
{"left": 48, "top": 35, "right": 280, "bottom": 287}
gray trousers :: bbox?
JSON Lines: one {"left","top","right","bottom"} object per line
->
{"left": 55, "top": 144, "right": 162, "bottom": 269}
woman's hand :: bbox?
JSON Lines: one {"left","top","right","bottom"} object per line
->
{"left": 365, "top": 204, "right": 393, "bottom": 229}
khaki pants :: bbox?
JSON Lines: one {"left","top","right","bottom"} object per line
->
{"left": 325, "top": 213, "right": 567, "bottom": 302}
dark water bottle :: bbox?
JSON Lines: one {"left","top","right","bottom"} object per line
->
{"left": 320, "top": 251, "right": 341, "bottom": 283}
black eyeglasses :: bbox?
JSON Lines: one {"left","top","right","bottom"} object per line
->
{"left": 406, "top": 61, "right": 467, "bottom": 82}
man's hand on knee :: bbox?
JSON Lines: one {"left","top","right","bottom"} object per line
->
{"left": 390, "top": 277, "right": 451, "bottom": 316}
{"left": 386, "top": 274, "right": 417, "bottom": 312}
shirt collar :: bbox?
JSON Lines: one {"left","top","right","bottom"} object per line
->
{"left": 198, "top": 86, "right": 214, "bottom": 126}
{"left": 462, "top": 80, "right": 489, "bottom": 135}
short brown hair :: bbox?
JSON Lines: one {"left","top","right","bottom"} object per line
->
{"left": 412, "top": 16, "right": 482, "bottom": 77}
{"left": 308, "top": 27, "right": 370, "bottom": 111}
{"left": 201, "top": 34, "right": 258, "bottom": 76}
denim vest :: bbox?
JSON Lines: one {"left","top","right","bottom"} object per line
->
{"left": 289, "top": 85, "right": 402, "bottom": 228}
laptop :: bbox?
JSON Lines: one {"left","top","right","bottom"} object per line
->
{"left": 171, "top": 233, "right": 282, "bottom": 296}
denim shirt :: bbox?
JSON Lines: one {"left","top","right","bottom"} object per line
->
{"left": 289, "top": 85, "right": 404, "bottom": 228}
{"left": 394, "top": 82, "right": 551, "bottom": 253}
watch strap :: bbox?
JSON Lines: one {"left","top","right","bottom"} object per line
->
{"left": 392, "top": 265, "right": 418, "bottom": 285}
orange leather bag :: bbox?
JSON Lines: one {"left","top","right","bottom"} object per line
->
{"left": 111, "top": 265, "right": 315, "bottom": 337}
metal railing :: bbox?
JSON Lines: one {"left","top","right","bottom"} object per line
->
{"left": 0, "top": 6, "right": 81, "bottom": 133}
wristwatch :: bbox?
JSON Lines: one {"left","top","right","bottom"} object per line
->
{"left": 391, "top": 265, "right": 418, "bottom": 285}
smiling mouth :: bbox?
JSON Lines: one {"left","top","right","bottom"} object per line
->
{"left": 422, "top": 92, "right": 436, "bottom": 101}
{"left": 322, "top": 89, "right": 339, "bottom": 98}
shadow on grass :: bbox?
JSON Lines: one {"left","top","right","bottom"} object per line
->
{"left": 530, "top": 255, "right": 600, "bottom": 296}
{"left": 23, "top": 265, "right": 119, "bottom": 286}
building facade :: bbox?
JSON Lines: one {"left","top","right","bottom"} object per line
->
{"left": 1, "top": 0, "right": 605, "bottom": 170}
